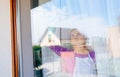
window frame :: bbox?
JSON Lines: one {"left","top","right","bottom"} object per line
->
{"left": 11, "top": 0, "right": 34, "bottom": 77}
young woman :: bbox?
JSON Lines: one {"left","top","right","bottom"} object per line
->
{"left": 71, "top": 29, "right": 97, "bottom": 77}
{"left": 49, "top": 29, "right": 97, "bottom": 77}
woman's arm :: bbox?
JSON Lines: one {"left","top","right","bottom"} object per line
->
{"left": 49, "top": 45, "right": 71, "bottom": 56}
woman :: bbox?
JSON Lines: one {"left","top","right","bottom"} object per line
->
{"left": 49, "top": 29, "right": 97, "bottom": 77}
{"left": 70, "top": 29, "right": 97, "bottom": 77}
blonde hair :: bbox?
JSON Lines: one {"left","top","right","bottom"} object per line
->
{"left": 70, "top": 28, "right": 87, "bottom": 40}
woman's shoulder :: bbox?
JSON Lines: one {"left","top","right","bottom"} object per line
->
{"left": 89, "top": 50, "right": 95, "bottom": 59}
{"left": 89, "top": 50, "right": 95, "bottom": 54}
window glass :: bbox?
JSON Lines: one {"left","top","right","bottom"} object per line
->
{"left": 31, "top": 0, "right": 120, "bottom": 77}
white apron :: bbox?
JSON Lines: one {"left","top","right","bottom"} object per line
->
{"left": 73, "top": 53, "right": 97, "bottom": 77}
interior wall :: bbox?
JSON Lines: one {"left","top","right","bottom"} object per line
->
{"left": 0, "top": 0, "right": 12, "bottom": 77}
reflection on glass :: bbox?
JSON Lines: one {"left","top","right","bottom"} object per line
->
{"left": 31, "top": 0, "right": 120, "bottom": 77}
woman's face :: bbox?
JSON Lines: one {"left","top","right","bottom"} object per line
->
{"left": 71, "top": 29, "right": 86, "bottom": 46}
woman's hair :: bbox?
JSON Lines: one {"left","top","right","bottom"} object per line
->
{"left": 70, "top": 28, "right": 94, "bottom": 51}
{"left": 70, "top": 28, "right": 87, "bottom": 40}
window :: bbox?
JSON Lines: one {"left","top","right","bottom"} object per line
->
{"left": 17, "top": 0, "right": 120, "bottom": 77}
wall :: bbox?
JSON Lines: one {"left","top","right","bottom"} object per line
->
{"left": 107, "top": 26, "right": 120, "bottom": 58}
{"left": 0, "top": 0, "right": 12, "bottom": 77}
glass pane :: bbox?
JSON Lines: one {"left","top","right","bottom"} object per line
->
{"left": 31, "top": 0, "right": 120, "bottom": 77}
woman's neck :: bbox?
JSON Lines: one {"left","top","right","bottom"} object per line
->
{"left": 73, "top": 46, "right": 88, "bottom": 55}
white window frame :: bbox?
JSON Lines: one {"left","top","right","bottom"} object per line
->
{"left": 16, "top": 0, "right": 34, "bottom": 77}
